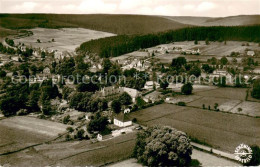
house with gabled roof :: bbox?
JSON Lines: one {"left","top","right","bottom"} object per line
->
{"left": 114, "top": 113, "right": 132, "bottom": 127}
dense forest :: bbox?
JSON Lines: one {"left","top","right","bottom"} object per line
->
{"left": 78, "top": 25, "right": 260, "bottom": 58}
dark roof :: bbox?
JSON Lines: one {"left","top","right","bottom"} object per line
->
{"left": 115, "top": 113, "right": 131, "bottom": 122}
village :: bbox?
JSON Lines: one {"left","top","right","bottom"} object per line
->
{"left": 0, "top": 26, "right": 260, "bottom": 166}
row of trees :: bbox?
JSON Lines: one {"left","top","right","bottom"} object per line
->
{"left": 78, "top": 25, "right": 260, "bottom": 58}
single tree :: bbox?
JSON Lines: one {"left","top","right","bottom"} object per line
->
{"left": 160, "top": 79, "right": 169, "bottom": 90}
{"left": 181, "top": 83, "right": 193, "bottom": 95}
{"left": 119, "top": 92, "right": 132, "bottom": 105}
{"left": 220, "top": 56, "right": 228, "bottom": 65}
{"left": 87, "top": 112, "right": 109, "bottom": 133}
{"left": 111, "top": 99, "right": 122, "bottom": 113}
{"left": 251, "top": 79, "right": 260, "bottom": 99}
{"left": 133, "top": 125, "right": 192, "bottom": 166}
{"left": 205, "top": 38, "right": 210, "bottom": 45}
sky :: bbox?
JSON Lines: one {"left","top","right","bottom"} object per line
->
{"left": 0, "top": 0, "right": 259, "bottom": 17}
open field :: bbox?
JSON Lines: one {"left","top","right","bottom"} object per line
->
{"left": 187, "top": 96, "right": 241, "bottom": 111}
{"left": 169, "top": 84, "right": 217, "bottom": 93}
{"left": 0, "top": 116, "right": 69, "bottom": 137}
{"left": 109, "top": 148, "right": 240, "bottom": 167}
{"left": 0, "top": 131, "right": 137, "bottom": 166}
{"left": 0, "top": 116, "right": 69, "bottom": 155}
{"left": 129, "top": 104, "right": 260, "bottom": 152}
{"left": 111, "top": 41, "right": 260, "bottom": 64}
{"left": 13, "top": 28, "right": 115, "bottom": 52}
{"left": 230, "top": 101, "right": 260, "bottom": 116}
{"left": 166, "top": 86, "right": 260, "bottom": 116}
{"left": 195, "top": 87, "right": 247, "bottom": 100}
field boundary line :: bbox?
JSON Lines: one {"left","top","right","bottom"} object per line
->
{"left": 185, "top": 96, "right": 204, "bottom": 105}
{"left": 191, "top": 142, "right": 240, "bottom": 164}
{"left": 227, "top": 100, "right": 243, "bottom": 112}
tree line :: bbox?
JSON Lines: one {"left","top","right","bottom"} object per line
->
{"left": 78, "top": 25, "right": 260, "bottom": 58}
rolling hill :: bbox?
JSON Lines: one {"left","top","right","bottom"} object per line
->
{"left": 0, "top": 14, "right": 190, "bottom": 35}
{"left": 163, "top": 15, "right": 260, "bottom": 26}
{"left": 0, "top": 14, "right": 259, "bottom": 39}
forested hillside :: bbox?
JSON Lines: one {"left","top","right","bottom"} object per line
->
{"left": 0, "top": 14, "right": 189, "bottom": 35}
{"left": 78, "top": 25, "right": 260, "bottom": 57}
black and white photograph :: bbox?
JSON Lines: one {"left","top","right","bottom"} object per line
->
{"left": 0, "top": 0, "right": 259, "bottom": 166}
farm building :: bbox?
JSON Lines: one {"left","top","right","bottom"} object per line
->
{"left": 97, "top": 133, "right": 113, "bottom": 141}
{"left": 253, "top": 68, "right": 260, "bottom": 74}
{"left": 144, "top": 81, "right": 160, "bottom": 90}
{"left": 247, "top": 51, "right": 255, "bottom": 56}
{"left": 122, "top": 87, "right": 140, "bottom": 103}
{"left": 114, "top": 113, "right": 132, "bottom": 127}
{"left": 143, "top": 91, "right": 162, "bottom": 103}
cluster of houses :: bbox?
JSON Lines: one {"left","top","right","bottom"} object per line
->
{"left": 93, "top": 86, "right": 140, "bottom": 103}
{"left": 153, "top": 46, "right": 201, "bottom": 55}
{"left": 119, "top": 58, "right": 151, "bottom": 71}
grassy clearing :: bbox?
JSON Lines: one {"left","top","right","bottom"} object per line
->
{"left": 129, "top": 104, "right": 260, "bottom": 152}
{"left": 113, "top": 41, "right": 260, "bottom": 64}
{"left": 187, "top": 96, "right": 241, "bottom": 111}
{"left": 195, "top": 87, "right": 248, "bottom": 101}
{"left": 13, "top": 28, "right": 115, "bottom": 52}
{"left": 230, "top": 101, "right": 260, "bottom": 117}
{"left": 0, "top": 116, "right": 69, "bottom": 137}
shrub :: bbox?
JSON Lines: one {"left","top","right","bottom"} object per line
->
{"left": 190, "top": 159, "right": 202, "bottom": 166}
{"left": 181, "top": 83, "right": 193, "bottom": 95}
{"left": 65, "top": 134, "right": 72, "bottom": 141}
{"left": 63, "top": 115, "right": 70, "bottom": 124}
{"left": 132, "top": 118, "right": 137, "bottom": 123}
{"left": 251, "top": 79, "right": 260, "bottom": 99}
{"left": 177, "top": 101, "right": 186, "bottom": 106}
{"left": 74, "top": 129, "right": 85, "bottom": 140}
{"left": 66, "top": 127, "right": 74, "bottom": 133}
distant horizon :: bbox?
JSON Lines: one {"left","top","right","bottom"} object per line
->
{"left": 0, "top": 13, "right": 259, "bottom": 18}
{"left": 0, "top": 0, "right": 259, "bottom": 17}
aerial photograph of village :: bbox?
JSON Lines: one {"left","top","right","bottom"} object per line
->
{"left": 0, "top": 0, "right": 259, "bottom": 166}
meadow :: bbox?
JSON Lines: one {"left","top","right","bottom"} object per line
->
{"left": 0, "top": 116, "right": 70, "bottom": 155}
{"left": 111, "top": 41, "right": 260, "bottom": 64}
{"left": 129, "top": 103, "right": 260, "bottom": 152}
{"left": 13, "top": 28, "right": 115, "bottom": 52}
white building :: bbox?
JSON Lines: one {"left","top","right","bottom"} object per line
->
{"left": 114, "top": 113, "right": 132, "bottom": 127}
{"left": 144, "top": 81, "right": 160, "bottom": 90}
{"left": 121, "top": 87, "right": 140, "bottom": 103}
{"left": 247, "top": 51, "right": 255, "bottom": 56}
